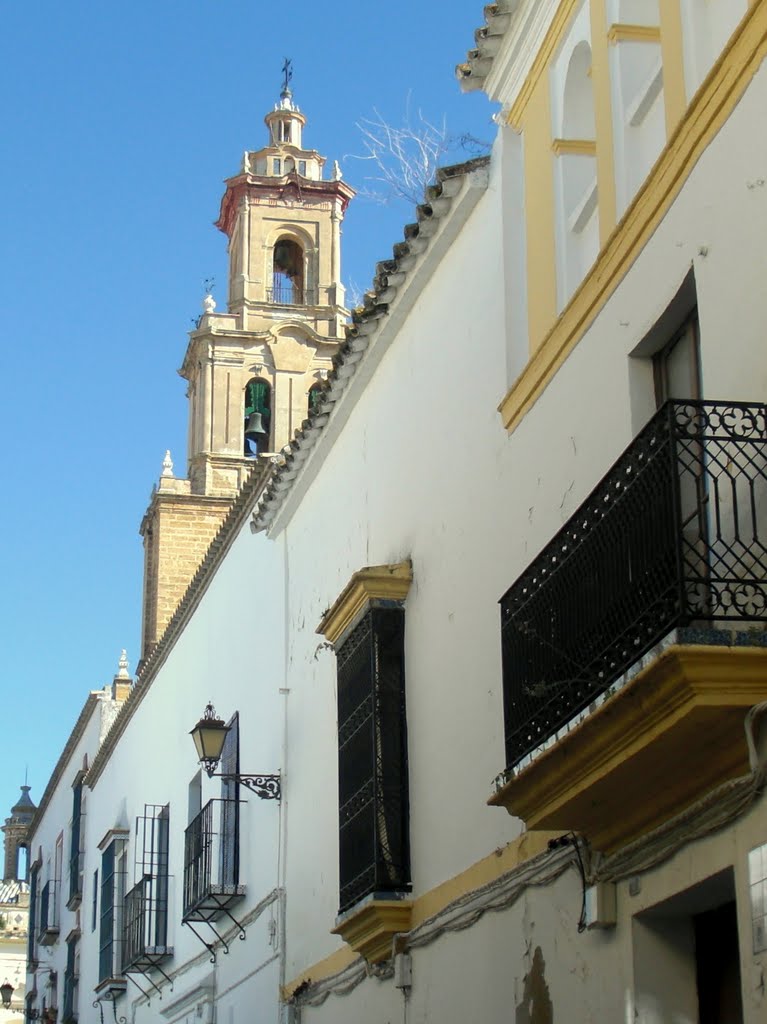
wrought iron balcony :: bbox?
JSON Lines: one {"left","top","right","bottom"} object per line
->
{"left": 500, "top": 400, "right": 767, "bottom": 772}
{"left": 121, "top": 876, "right": 172, "bottom": 973}
{"left": 267, "top": 283, "right": 311, "bottom": 305}
{"left": 38, "top": 880, "right": 59, "bottom": 945}
{"left": 182, "top": 798, "right": 244, "bottom": 924}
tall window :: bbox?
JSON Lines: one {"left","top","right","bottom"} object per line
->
{"left": 271, "top": 238, "right": 304, "bottom": 304}
{"left": 244, "top": 377, "right": 272, "bottom": 455}
{"left": 27, "top": 863, "right": 39, "bottom": 968}
{"left": 336, "top": 607, "right": 410, "bottom": 913}
{"left": 68, "top": 778, "right": 84, "bottom": 906}
{"left": 99, "top": 836, "right": 127, "bottom": 983}
{"left": 62, "top": 936, "right": 79, "bottom": 1024}
{"left": 122, "top": 805, "right": 171, "bottom": 973}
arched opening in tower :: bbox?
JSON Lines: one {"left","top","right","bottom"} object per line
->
{"left": 271, "top": 239, "right": 304, "bottom": 304}
{"left": 308, "top": 383, "right": 324, "bottom": 417}
{"left": 244, "top": 377, "right": 272, "bottom": 455}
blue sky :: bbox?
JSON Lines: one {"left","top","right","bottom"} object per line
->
{"left": 0, "top": 2, "right": 495, "bottom": 826}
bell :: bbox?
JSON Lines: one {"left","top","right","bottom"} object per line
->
{"left": 245, "top": 412, "right": 267, "bottom": 441}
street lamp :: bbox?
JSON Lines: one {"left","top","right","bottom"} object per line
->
{"left": 189, "top": 703, "right": 281, "bottom": 800}
{"left": 0, "top": 983, "right": 12, "bottom": 1008}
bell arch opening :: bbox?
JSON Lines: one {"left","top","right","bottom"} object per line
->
{"left": 308, "top": 383, "right": 324, "bottom": 417}
{"left": 244, "top": 377, "right": 272, "bottom": 455}
{"left": 271, "top": 238, "right": 304, "bottom": 304}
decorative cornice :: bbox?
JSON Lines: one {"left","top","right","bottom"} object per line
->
{"left": 551, "top": 138, "right": 597, "bottom": 156}
{"left": 216, "top": 175, "right": 355, "bottom": 237}
{"left": 97, "top": 827, "right": 129, "bottom": 852}
{"left": 317, "top": 562, "right": 413, "bottom": 644}
{"left": 608, "top": 23, "right": 661, "bottom": 45}
{"left": 331, "top": 898, "right": 413, "bottom": 964}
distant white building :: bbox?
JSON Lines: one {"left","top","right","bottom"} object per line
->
{"left": 26, "top": 6, "right": 767, "bottom": 1022}
{"left": 1, "top": 786, "right": 35, "bottom": 1023}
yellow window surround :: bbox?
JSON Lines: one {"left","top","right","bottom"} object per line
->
{"left": 499, "top": 0, "right": 767, "bottom": 433}
{"left": 316, "top": 561, "right": 413, "bottom": 644}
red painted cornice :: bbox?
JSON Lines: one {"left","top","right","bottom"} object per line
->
{"left": 215, "top": 174, "right": 355, "bottom": 236}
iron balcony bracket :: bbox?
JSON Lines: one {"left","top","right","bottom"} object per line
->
{"left": 183, "top": 918, "right": 238, "bottom": 963}
{"left": 218, "top": 773, "right": 281, "bottom": 800}
{"left": 217, "top": 904, "right": 247, "bottom": 942}
{"left": 124, "top": 972, "right": 152, "bottom": 1001}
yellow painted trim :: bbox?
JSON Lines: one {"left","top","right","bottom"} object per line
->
{"left": 522, "top": 76, "right": 558, "bottom": 353}
{"left": 607, "top": 23, "right": 661, "bottom": 45}
{"left": 410, "top": 829, "right": 559, "bottom": 928}
{"left": 499, "top": 1, "right": 767, "bottom": 432}
{"left": 283, "top": 830, "right": 559, "bottom": 996}
{"left": 507, "top": 0, "right": 582, "bottom": 130}
{"left": 331, "top": 900, "right": 413, "bottom": 964}
{"left": 282, "top": 946, "right": 357, "bottom": 1001}
{"left": 591, "top": 0, "right": 617, "bottom": 243}
{"left": 317, "top": 561, "right": 413, "bottom": 644}
{"left": 551, "top": 138, "right": 596, "bottom": 156}
{"left": 659, "top": 1, "right": 688, "bottom": 135}
{"left": 490, "top": 645, "right": 767, "bottom": 851}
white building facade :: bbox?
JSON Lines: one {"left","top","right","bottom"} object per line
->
{"left": 26, "top": 4, "right": 767, "bottom": 1022}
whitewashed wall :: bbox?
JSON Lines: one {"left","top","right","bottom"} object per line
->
{"left": 274, "top": 53, "right": 767, "bottom": 1024}
{"left": 81, "top": 523, "right": 286, "bottom": 1024}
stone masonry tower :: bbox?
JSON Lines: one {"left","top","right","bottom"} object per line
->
{"left": 140, "top": 74, "right": 354, "bottom": 661}
{"left": 2, "top": 786, "right": 35, "bottom": 883}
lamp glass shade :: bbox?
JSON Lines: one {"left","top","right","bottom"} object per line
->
{"left": 190, "top": 704, "right": 229, "bottom": 773}
{"left": 0, "top": 983, "right": 13, "bottom": 1007}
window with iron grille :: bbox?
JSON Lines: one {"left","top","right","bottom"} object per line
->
{"left": 98, "top": 837, "right": 127, "bottom": 982}
{"left": 336, "top": 607, "right": 410, "bottom": 914}
{"left": 122, "top": 805, "right": 172, "bottom": 972}
{"left": 68, "top": 778, "right": 84, "bottom": 906}
{"left": 182, "top": 717, "right": 243, "bottom": 922}
{"left": 62, "top": 936, "right": 79, "bottom": 1023}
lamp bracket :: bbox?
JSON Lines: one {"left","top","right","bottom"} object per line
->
{"left": 213, "top": 773, "right": 281, "bottom": 801}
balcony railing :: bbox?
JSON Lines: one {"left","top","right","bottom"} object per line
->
{"left": 38, "top": 880, "right": 59, "bottom": 945}
{"left": 122, "top": 875, "right": 172, "bottom": 972}
{"left": 266, "top": 284, "right": 314, "bottom": 305}
{"left": 182, "top": 799, "right": 244, "bottom": 923}
{"left": 500, "top": 400, "right": 767, "bottom": 771}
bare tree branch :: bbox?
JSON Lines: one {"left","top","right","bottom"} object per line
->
{"left": 345, "top": 96, "right": 490, "bottom": 207}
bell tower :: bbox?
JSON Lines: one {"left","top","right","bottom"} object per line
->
{"left": 139, "top": 74, "right": 354, "bottom": 661}
{"left": 181, "top": 69, "right": 354, "bottom": 497}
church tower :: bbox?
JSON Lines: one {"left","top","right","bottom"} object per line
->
{"left": 140, "top": 73, "right": 354, "bottom": 660}
{"left": 2, "top": 785, "right": 35, "bottom": 883}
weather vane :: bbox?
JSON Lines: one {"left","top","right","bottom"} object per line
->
{"left": 281, "top": 58, "right": 293, "bottom": 96}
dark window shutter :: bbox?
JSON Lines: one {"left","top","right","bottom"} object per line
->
{"left": 337, "top": 607, "right": 410, "bottom": 913}
{"left": 220, "top": 713, "right": 240, "bottom": 888}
